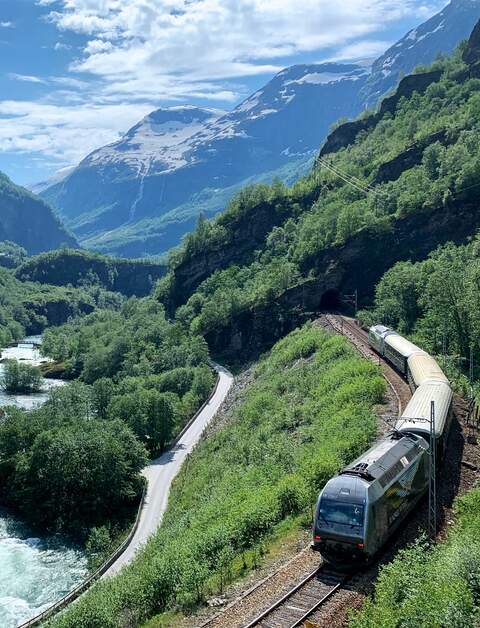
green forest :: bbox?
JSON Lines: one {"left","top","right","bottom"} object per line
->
{"left": 0, "top": 264, "right": 122, "bottom": 346}
{"left": 1, "top": 24, "right": 480, "bottom": 628}
{"left": 160, "top": 43, "right": 480, "bottom": 349}
{"left": 42, "top": 298, "right": 214, "bottom": 452}
{"left": 49, "top": 324, "right": 384, "bottom": 627}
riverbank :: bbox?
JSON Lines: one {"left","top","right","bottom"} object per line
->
{"left": 0, "top": 336, "right": 87, "bottom": 627}
{"left": 0, "top": 336, "right": 65, "bottom": 409}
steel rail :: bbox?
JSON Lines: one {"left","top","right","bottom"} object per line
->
{"left": 242, "top": 567, "right": 320, "bottom": 628}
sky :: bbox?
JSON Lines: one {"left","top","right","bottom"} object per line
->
{"left": 0, "top": 0, "right": 447, "bottom": 185}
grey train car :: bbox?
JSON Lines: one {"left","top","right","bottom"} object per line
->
{"left": 396, "top": 380, "right": 453, "bottom": 456}
{"left": 313, "top": 324, "right": 452, "bottom": 568}
{"left": 313, "top": 432, "right": 429, "bottom": 566}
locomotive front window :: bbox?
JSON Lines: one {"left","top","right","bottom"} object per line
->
{"left": 319, "top": 501, "right": 364, "bottom": 527}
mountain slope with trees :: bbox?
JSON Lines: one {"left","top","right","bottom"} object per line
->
{"left": 0, "top": 171, "right": 76, "bottom": 254}
{"left": 39, "top": 0, "right": 480, "bottom": 258}
{"left": 156, "top": 25, "right": 480, "bottom": 362}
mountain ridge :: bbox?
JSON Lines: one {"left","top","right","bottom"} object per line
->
{"left": 40, "top": 0, "right": 480, "bottom": 258}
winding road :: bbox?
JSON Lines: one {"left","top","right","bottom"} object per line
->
{"left": 102, "top": 363, "right": 234, "bottom": 578}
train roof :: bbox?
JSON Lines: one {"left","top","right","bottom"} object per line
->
{"left": 407, "top": 353, "right": 448, "bottom": 388}
{"left": 320, "top": 473, "right": 368, "bottom": 504}
{"left": 369, "top": 325, "right": 397, "bottom": 336}
{"left": 396, "top": 380, "right": 453, "bottom": 438}
{"left": 340, "top": 432, "right": 427, "bottom": 488}
{"left": 369, "top": 325, "right": 396, "bottom": 339}
{"left": 384, "top": 333, "right": 423, "bottom": 358}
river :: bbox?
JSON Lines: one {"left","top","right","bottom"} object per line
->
{"left": 0, "top": 337, "right": 88, "bottom": 628}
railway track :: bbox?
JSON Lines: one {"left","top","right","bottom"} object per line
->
{"left": 243, "top": 566, "right": 348, "bottom": 628}
{"left": 199, "top": 315, "right": 411, "bottom": 628}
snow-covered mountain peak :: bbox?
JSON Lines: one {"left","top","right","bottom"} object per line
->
{"left": 84, "top": 106, "right": 223, "bottom": 171}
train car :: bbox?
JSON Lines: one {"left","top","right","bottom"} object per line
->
{"left": 313, "top": 432, "right": 429, "bottom": 567}
{"left": 407, "top": 352, "right": 448, "bottom": 391}
{"left": 368, "top": 325, "right": 396, "bottom": 355}
{"left": 396, "top": 380, "right": 453, "bottom": 452}
{"left": 383, "top": 334, "right": 423, "bottom": 376}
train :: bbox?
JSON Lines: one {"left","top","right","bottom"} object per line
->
{"left": 312, "top": 324, "right": 453, "bottom": 568}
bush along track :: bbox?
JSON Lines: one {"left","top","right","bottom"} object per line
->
{"left": 48, "top": 323, "right": 384, "bottom": 627}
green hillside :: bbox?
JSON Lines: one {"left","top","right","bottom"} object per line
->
{"left": 16, "top": 248, "right": 166, "bottom": 298}
{"left": 159, "top": 32, "right": 480, "bottom": 365}
{"left": 0, "top": 266, "right": 118, "bottom": 346}
{"left": 0, "top": 172, "right": 76, "bottom": 254}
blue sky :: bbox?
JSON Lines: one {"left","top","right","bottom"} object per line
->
{"left": 0, "top": 0, "right": 446, "bottom": 185}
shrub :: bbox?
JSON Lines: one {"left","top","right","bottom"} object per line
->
{"left": 1, "top": 359, "right": 42, "bottom": 393}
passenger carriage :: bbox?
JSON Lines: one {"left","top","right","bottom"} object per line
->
{"left": 313, "top": 324, "right": 453, "bottom": 568}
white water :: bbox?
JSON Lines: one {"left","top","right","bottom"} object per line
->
{"left": 0, "top": 337, "right": 88, "bottom": 627}
{"left": 0, "top": 336, "right": 65, "bottom": 410}
{"left": 0, "top": 513, "right": 87, "bottom": 628}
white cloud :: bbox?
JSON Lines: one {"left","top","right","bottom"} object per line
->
{"left": 44, "top": 0, "right": 444, "bottom": 103}
{"left": 0, "top": 100, "right": 153, "bottom": 164}
{"left": 9, "top": 0, "right": 446, "bottom": 175}
{"left": 54, "top": 41, "right": 72, "bottom": 51}
{"left": 8, "top": 73, "right": 47, "bottom": 84}
{"left": 0, "top": 21, "right": 14, "bottom": 28}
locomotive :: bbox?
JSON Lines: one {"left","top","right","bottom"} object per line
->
{"left": 312, "top": 324, "right": 452, "bottom": 567}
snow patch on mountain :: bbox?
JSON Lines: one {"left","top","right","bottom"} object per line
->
{"left": 84, "top": 106, "right": 224, "bottom": 172}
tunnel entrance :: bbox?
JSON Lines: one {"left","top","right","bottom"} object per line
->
{"left": 320, "top": 289, "right": 342, "bottom": 311}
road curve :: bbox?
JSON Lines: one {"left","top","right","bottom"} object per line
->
{"left": 102, "top": 363, "right": 234, "bottom": 578}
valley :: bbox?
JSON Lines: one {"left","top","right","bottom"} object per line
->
{"left": 2, "top": 2, "right": 480, "bottom": 628}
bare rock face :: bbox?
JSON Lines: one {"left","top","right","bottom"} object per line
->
{"left": 463, "top": 19, "right": 480, "bottom": 73}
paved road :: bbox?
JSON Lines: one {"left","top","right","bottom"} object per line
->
{"left": 103, "top": 364, "right": 234, "bottom": 578}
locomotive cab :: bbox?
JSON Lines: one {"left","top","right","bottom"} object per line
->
{"left": 313, "top": 432, "right": 429, "bottom": 570}
{"left": 313, "top": 474, "right": 369, "bottom": 567}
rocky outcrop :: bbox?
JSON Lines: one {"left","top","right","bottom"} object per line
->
{"left": 16, "top": 249, "right": 166, "bottom": 298}
{"left": 205, "top": 194, "right": 480, "bottom": 359}
{"left": 463, "top": 18, "right": 480, "bottom": 75}
{"left": 24, "top": 296, "right": 95, "bottom": 334}
{"left": 373, "top": 129, "right": 451, "bottom": 185}
{"left": 319, "top": 70, "right": 443, "bottom": 158}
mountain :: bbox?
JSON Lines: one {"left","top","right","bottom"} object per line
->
{"left": 159, "top": 18, "right": 480, "bottom": 360}
{"left": 360, "top": 0, "right": 480, "bottom": 108}
{"left": 40, "top": 0, "right": 480, "bottom": 259}
{"left": 0, "top": 171, "right": 77, "bottom": 254}
{"left": 30, "top": 166, "right": 75, "bottom": 196}
{"left": 41, "top": 66, "right": 368, "bottom": 257}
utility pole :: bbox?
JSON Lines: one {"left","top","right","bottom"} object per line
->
{"left": 442, "top": 323, "right": 447, "bottom": 370}
{"left": 428, "top": 400, "right": 437, "bottom": 542}
{"left": 470, "top": 345, "right": 474, "bottom": 385}
{"left": 354, "top": 289, "right": 358, "bottom": 318}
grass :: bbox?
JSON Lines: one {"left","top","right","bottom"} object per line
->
{"left": 50, "top": 323, "right": 385, "bottom": 628}
{"left": 349, "top": 486, "right": 480, "bottom": 627}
